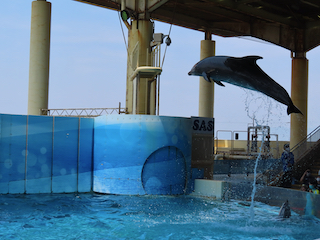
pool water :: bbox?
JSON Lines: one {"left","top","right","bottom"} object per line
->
{"left": 1, "top": 193, "right": 319, "bottom": 240}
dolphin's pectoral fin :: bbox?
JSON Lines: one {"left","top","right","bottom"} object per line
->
{"left": 206, "top": 69, "right": 225, "bottom": 86}
{"left": 201, "top": 72, "right": 211, "bottom": 82}
{"left": 209, "top": 75, "right": 225, "bottom": 87}
{"left": 213, "top": 80, "right": 225, "bottom": 87}
{"left": 201, "top": 72, "right": 225, "bottom": 86}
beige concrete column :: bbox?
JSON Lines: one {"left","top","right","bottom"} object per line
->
{"left": 192, "top": 32, "right": 215, "bottom": 179}
{"left": 199, "top": 36, "right": 215, "bottom": 117}
{"left": 28, "top": 0, "right": 51, "bottom": 115}
{"left": 126, "top": 20, "right": 153, "bottom": 114}
{"left": 290, "top": 52, "right": 308, "bottom": 147}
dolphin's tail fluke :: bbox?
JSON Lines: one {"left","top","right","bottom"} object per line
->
{"left": 287, "top": 103, "right": 303, "bottom": 115}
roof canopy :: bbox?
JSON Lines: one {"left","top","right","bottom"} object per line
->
{"left": 75, "top": 0, "right": 320, "bottom": 52}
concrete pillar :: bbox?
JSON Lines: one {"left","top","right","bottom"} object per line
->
{"left": 126, "top": 20, "right": 153, "bottom": 114}
{"left": 199, "top": 34, "right": 215, "bottom": 117}
{"left": 290, "top": 52, "right": 308, "bottom": 148}
{"left": 28, "top": 0, "right": 51, "bottom": 115}
{"left": 192, "top": 32, "right": 215, "bottom": 179}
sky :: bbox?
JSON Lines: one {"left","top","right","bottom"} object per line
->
{"left": 1, "top": 0, "right": 320, "bottom": 141}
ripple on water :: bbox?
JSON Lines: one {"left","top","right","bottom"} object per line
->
{"left": 0, "top": 194, "right": 319, "bottom": 240}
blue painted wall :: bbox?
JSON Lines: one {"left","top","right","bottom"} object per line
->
{"left": 93, "top": 115, "right": 192, "bottom": 195}
{"left": 0, "top": 114, "right": 94, "bottom": 194}
{"left": 0, "top": 114, "right": 194, "bottom": 195}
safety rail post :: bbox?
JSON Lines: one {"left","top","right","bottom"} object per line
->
{"left": 215, "top": 130, "right": 233, "bottom": 155}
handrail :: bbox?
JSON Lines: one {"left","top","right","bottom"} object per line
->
{"left": 264, "top": 125, "right": 320, "bottom": 186}
{"left": 292, "top": 125, "right": 320, "bottom": 151}
{"left": 291, "top": 125, "right": 320, "bottom": 149}
{"left": 42, "top": 107, "right": 127, "bottom": 117}
{"left": 291, "top": 125, "right": 320, "bottom": 160}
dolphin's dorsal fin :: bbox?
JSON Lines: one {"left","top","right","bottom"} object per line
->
{"left": 239, "top": 55, "right": 262, "bottom": 65}
{"left": 225, "top": 55, "right": 263, "bottom": 73}
{"left": 226, "top": 56, "right": 263, "bottom": 66}
{"left": 241, "top": 56, "right": 263, "bottom": 64}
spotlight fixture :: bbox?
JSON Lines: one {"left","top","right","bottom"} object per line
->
{"left": 120, "top": 9, "right": 129, "bottom": 21}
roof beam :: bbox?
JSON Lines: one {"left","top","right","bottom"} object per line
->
{"left": 207, "top": 0, "right": 304, "bottom": 28}
{"left": 148, "top": 0, "right": 169, "bottom": 12}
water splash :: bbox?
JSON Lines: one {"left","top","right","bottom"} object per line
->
{"left": 304, "top": 192, "right": 314, "bottom": 216}
{"left": 243, "top": 90, "right": 273, "bottom": 126}
{"left": 242, "top": 89, "right": 288, "bottom": 139}
{"left": 243, "top": 90, "right": 273, "bottom": 223}
{"left": 248, "top": 126, "right": 268, "bottom": 224}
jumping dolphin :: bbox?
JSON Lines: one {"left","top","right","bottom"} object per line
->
{"left": 279, "top": 200, "right": 291, "bottom": 218}
{"left": 188, "top": 56, "right": 302, "bottom": 115}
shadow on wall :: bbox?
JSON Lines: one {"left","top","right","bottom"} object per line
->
{"left": 142, "top": 146, "right": 187, "bottom": 195}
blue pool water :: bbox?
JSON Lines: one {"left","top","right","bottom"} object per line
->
{"left": 1, "top": 193, "right": 320, "bottom": 240}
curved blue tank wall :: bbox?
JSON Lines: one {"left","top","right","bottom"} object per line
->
{"left": 93, "top": 115, "right": 192, "bottom": 195}
{"left": 0, "top": 114, "right": 194, "bottom": 195}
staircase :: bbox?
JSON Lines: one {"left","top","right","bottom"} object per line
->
{"left": 266, "top": 125, "right": 320, "bottom": 189}
{"left": 291, "top": 139, "right": 320, "bottom": 189}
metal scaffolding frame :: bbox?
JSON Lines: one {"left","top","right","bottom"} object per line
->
{"left": 42, "top": 103, "right": 127, "bottom": 117}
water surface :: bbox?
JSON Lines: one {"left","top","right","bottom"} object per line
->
{"left": 0, "top": 194, "right": 319, "bottom": 240}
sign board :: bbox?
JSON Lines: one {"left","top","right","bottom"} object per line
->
{"left": 191, "top": 117, "right": 214, "bottom": 135}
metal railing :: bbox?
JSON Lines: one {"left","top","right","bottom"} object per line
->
{"left": 214, "top": 129, "right": 280, "bottom": 158}
{"left": 264, "top": 125, "right": 320, "bottom": 186}
{"left": 42, "top": 106, "right": 127, "bottom": 117}
{"left": 291, "top": 125, "right": 320, "bottom": 160}
{"left": 151, "top": 43, "right": 161, "bottom": 68}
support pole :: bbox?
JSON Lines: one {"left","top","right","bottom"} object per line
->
{"left": 290, "top": 52, "right": 308, "bottom": 147}
{"left": 28, "top": 0, "right": 51, "bottom": 115}
{"left": 199, "top": 34, "right": 215, "bottom": 117}
{"left": 126, "top": 20, "right": 153, "bottom": 114}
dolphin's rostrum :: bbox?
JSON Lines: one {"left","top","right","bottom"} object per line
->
{"left": 188, "top": 56, "right": 302, "bottom": 115}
